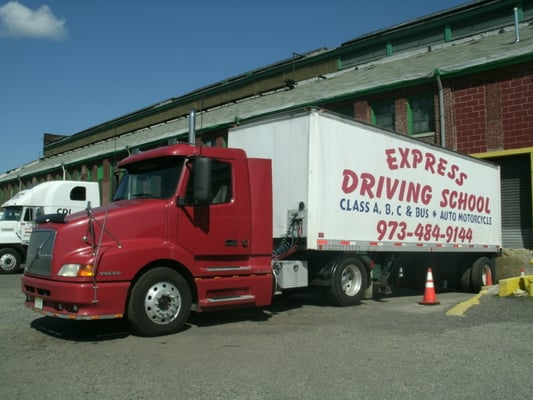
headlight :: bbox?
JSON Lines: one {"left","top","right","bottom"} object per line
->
{"left": 58, "top": 263, "right": 95, "bottom": 277}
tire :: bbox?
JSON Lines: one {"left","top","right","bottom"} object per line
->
{"left": 471, "top": 257, "right": 494, "bottom": 293}
{"left": 325, "top": 256, "right": 368, "bottom": 306}
{"left": 127, "top": 268, "right": 191, "bottom": 337}
{"left": 0, "top": 248, "right": 22, "bottom": 274}
{"left": 460, "top": 266, "right": 472, "bottom": 292}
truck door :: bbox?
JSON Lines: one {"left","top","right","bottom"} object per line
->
{"left": 18, "top": 207, "right": 34, "bottom": 245}
{"left": 176, "top": 158, "right": 251, "bottom": 258}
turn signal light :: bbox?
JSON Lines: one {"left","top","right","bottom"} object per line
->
{"left": 78, "top": 264, "right": 95, "bottom": 277}
{"left": 58, "top": 263, "right": 95, "bottom": 277}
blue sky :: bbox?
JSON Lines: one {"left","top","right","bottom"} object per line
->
{"left": 0, "top": 0, "right": 471, "bottom": 173}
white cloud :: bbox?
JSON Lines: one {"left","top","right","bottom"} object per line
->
{"left": 0, "top": 1, "right": 67, "bottom": 40}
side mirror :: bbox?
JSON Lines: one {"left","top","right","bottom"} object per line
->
{"left": 193, "top": 157, "right": 212, "bottom": 204}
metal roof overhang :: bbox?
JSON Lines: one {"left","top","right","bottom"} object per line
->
{"left": 2, "top": 24, "right": 532, "bottom": 181}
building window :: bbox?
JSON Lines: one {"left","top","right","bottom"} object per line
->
{"left": 371, "top": 102, "right": 395, "bottom": 131}
{"left": 408, "top": 96, "right": 435, "bottom": 135}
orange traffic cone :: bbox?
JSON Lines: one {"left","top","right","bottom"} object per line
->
{"left": 418, "top": 267, "right": 440, "bottom": 305}
{"left": 485, "top": 267, "right": 493, "bottom": 286}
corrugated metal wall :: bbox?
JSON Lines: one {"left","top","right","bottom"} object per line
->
{"left": 490, "top": 154, "right": 533, "bottom": 248}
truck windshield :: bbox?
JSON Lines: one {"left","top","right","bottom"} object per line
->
{"left": 1, "top": 206, "right": 22, "bottom": 221}
{"left": 114, "top": 157, "right": 183, "bottom": 201}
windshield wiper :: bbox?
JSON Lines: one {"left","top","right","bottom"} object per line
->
{"left": 131, "top": 193, "right": 153, "bottom": 199}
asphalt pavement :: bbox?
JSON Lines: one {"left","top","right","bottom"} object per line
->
{"left": 1, "top": 273, "right": 532, "bottom": 400}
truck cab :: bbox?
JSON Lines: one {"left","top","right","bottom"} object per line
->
{"left": 0, "top": 205, "right": 41, "bottom": 273}
{"left": 22, "top": 144, "right": 273, "bottom": 336}
{"left": 1, "top": 205, "right": 41, "bottom": 243}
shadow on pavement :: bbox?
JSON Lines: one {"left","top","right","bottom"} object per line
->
{"left": 29, "top": 287, "right": 433, "bottom": 340}
{"left": 31, "top": 317, "right": 131, "bottom": 341}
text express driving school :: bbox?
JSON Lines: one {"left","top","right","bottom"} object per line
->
{"left": 338, "top": 146, "right": 493, "bottom": 244}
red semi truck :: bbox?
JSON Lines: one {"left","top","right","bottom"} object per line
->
{"left": 21, "top": 108, "right": 501, "bottom": 336}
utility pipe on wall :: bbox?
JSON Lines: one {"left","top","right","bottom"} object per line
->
{"left": 435, "top": 69, "right": 446, "bottom": 148}
{"left": 514, "top": 6, "right": 520, "bottom": 43}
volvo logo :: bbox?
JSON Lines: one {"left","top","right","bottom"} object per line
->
{"left": 99, "top": 271, "right": 122, "bottom": 276}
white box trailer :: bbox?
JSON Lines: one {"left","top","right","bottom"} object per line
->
{"left": 0, "top": 180, "right": 100, "bottom": 274}
{"left": 229, "top": 108, "right": 501, "bottom": 293}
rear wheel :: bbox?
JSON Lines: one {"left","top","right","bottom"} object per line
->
{"left": 471, "top": 257, "right": 494, "bottom": 292}
{"left": 460, "top": 266, "right": 472, "bottom": 292}
{"left": 127, "top": 267, "right": 191, "bottom": 337}
{"left": 325, "top": 256, "right": 368, "bottom": 306}
{"left": 0, "top": 248, "right": 22, "bottom": 274}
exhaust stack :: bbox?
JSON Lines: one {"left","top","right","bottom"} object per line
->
{"left": 189, "top": 108, "right": 196, "bottom": 145}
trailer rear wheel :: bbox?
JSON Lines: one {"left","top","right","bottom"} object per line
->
{"left": 0, "top": 248, "right": 22, "bottom": 274}
{"left": 127, "top": 267, "right": 191, "bottom": 336}
{"left": 471, "top": 257, "right": 494, "bottom": 293}
{"left": 326, "top": 256, "right": 368, "bottom": 306}
{"left": 460, "top": 266, "right": 472, "bottom": 292}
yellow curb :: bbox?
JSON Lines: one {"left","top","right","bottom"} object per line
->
{"left": 446, "top": 289, "right": 487, "bottom": 317}
{"left": 498, "top": 275, "right": 533, "bottom": 297}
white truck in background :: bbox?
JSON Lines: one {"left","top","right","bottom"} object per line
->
{"left": 0, "top": 181, "right": 100, "bottom": 273}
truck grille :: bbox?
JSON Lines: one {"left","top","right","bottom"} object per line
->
{"left": 25, "top": 229, "right": 55, "bottom": 276}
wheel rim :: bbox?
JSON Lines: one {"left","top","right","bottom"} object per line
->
{"left": 0, "top": 253, "right": 17, "bottom": 271}
{"left": 144, "top": 281, "right": 182, "bottom": 325}
{"left": 482, "top": 265, "right": 492, "bottom": 285}
{"left": 341, "top": 263, "right": 362, "bottom": 296}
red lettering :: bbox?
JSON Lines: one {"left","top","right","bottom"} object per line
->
{"left": 405, "top": 184, "right": 432, "bottom": 205}
{"left": 411, "top": 149, "right": 423, "bottom": 168}
{"left": 341, "top": 169, "right": 358, "bottom": 193}
{"left": 359, "top": 173, "right": 375, "bottom": 198}
{"left": 456, "top": 172, "right": 467, "bottom": 186}
{"left": 421, "top": 186, "right": 432, "bottom": 205}
{"left": 440, "top": 189, "right": 450, "bottom": 208}
{"left": 424, "top": 152, "right": 436, "bottom": 173}
{"left": 385, "top": 149, "right": 398, "bottom": 170}
{"left": 341, "top": 169, "right": 433, "bottom": 204}
{"left": 483, "top": 197, "right": 491, "bottom": 213}
{"left": 440, "top": 189, "right": 491, "bottom": 213}
{"left": 447, "top": 164, "right": 458, "bottom": 181}
{"left": 385, "top": 177, "right": 399, "bottom": 200}
{"left": 398, "top": 147, "right": 410, "bottom": 168}
{"left": 457, "top": 192, "right": 467, "bottom": 210}
{"left": 437, "top": 158, "right": 447, "bottom": 176}
{"left": 385, "top": 148, "right": 467, "bottom": 186}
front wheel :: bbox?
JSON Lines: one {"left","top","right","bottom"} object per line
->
{"left": 0, "top": 248, "right": 22, "bottom": 274}
{"left": 325, "top": 256, "right": 368, "bottom": 306}
{"left": 127, "top": 267, "right": 191, "bottom": 337}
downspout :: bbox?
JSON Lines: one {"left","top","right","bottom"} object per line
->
{"left": 61, "top": 163, "right": 66, "bottom": 180}
{"left": 435, "top": 69, "right": 446, "bottom": 148}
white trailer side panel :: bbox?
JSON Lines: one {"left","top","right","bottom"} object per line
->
{"left": 229, "top": 109, "right": 501, "bottom": 253}
{"left": 229, "top": 114, "right": 310, "bottom": 237}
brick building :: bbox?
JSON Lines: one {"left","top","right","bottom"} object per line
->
{"left": 1, "top": 0, "right": 532, "bottom": 247}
